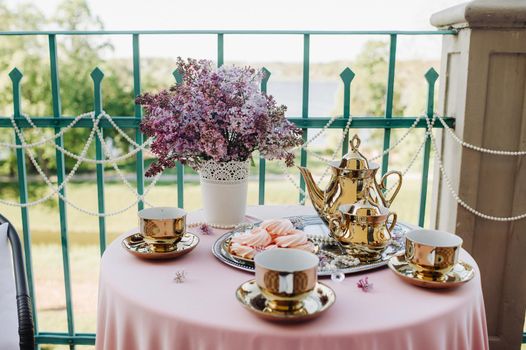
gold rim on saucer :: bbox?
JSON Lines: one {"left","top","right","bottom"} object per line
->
{"left": 122, "top": 232, "right": 199, "bottom": 260}
{"left": 235, "top": 279, "right": 335, "bottom": 322}
{"left": 388, "top": 254, "right": 475, "bottom": 289}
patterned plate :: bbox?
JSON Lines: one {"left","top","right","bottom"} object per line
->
{"left": 212, "top": 215, "right": 412, "bottom": 277}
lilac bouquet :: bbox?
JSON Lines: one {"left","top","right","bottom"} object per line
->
{"left": 137, "top": 58, "right": 304, "bottom": 177}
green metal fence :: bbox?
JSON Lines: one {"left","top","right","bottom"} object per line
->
{"left": 0, "top": 29, "right": 457, "bottom": 348}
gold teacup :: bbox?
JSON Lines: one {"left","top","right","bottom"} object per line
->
{"left": 254, "top": 248, "right": 319, "bottom": 312}
{"left": 329, "top": 200, "right": 396, "bottom": 262}
{"left": 138, "top": 207, "right": 186, "bottom": 252}
{"left": 405, "top": 229, "right": 462, "bottom": 279}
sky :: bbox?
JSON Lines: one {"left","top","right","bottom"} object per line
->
{"left": 8, "top": 0, "right": 466, "bottom": 62}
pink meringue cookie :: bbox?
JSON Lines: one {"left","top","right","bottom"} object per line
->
{"left": 231, "top": 227, "right": 272, "bottom": 247}
{"left": 230, "top": 242, "right": 256, "bottom": 259}
{"left": 274, "top": 229, "right": 308, "bottom": 248}
{"left": 260, "top": 219, "right": 294, "bottom": 236}
{"left": 292, "top": 241, "right": 317, "bottom": 253}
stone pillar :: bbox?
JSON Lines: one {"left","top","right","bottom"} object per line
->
{"left": 430, "top": 1, "right": 526, "bottom": 349}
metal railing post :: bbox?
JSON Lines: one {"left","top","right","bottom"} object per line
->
{"left": 90, "top": 68, "right": 107, "bottom": 254}
{"left": 418, "top": 68, "right": 438, "bottom": 226}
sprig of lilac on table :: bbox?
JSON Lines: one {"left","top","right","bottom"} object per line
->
{"left": 199, "top": 223, "right": 212, "bottom": 235}
{"left": 174, "top": 270, "right": 187, "bottom": 284}
{"left": 357, "top": 276, "right": 373, "bottom": 292}
{"left": 136, "top": 58, "right": 304, "bottom": 176}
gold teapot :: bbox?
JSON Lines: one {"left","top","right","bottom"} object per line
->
{"left": 329, "top": 189, "right": 397, "bottom": 262}
{"left": 298, "top": 134, "right": 402, "bottom": 224}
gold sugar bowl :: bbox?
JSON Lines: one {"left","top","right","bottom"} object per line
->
{"left": 329, "top": 190, "right": 397, "bottom": 262}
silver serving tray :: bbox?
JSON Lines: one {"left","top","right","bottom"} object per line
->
{"left": 212, "top": 215, "right": 411, "bottom": 277}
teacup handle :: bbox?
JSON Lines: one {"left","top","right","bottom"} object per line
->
{"left": 386, "top": 212, "right": 397, "bottom": 234}
{"left": 375, "top": 170, "right": 403, "bottom": 207}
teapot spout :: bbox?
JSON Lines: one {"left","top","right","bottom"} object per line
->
{"left": 298, "top": 166, "right": 325, "bottom": 213}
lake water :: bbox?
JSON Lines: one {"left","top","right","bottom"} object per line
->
{"left": 268, "top": 80, "right": 340, "bottom": 117}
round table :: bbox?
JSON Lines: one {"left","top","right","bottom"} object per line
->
{"left": 95, "top": 205, "right": 488, "bottom": 350}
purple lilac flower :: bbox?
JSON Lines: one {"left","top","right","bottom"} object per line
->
{"left": 199, "top": 224, "right": 212, "bottom": 235}
{"left": 357, "top": 276, "right": 373, "bottom": 292}
{"left": 137, "top": 57, "right": 304, "bottom": 176}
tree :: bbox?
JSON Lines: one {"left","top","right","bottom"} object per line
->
{"left": 0, "top": 0, "right": 136, "bottom": 179}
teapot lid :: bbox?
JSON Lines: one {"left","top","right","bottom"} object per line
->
{"left": 339, "top": 134, "right": 370, "bottom": 170}
{"left": 339, "top": 188, "right": 388, "bottom": 217}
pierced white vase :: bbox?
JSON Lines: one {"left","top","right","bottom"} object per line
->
{"left": 199, "top": 159, "right": 249, "bottom": 227}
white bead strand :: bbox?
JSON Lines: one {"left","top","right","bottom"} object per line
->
{"left": 1, "top": 112, "right": 93, "bottom": 149}
{"left": 436, "top": 113, "right": 526, "bottom": 156}
{"left": 426, "top": 116, "right": 526, "bottom": 222}
{"left": 0, "top": 113, "right": 103, "bottom": 207}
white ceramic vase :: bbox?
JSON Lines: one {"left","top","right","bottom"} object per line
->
{"left": 199, "top": 159, "right": 249, "bottom": 227}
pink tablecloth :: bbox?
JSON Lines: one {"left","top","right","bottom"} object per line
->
{"left": 96, "top": 205, "right": 488, "bottom": 350}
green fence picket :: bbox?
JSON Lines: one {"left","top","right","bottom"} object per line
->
{"left": 8, "top": 67, "right": 38, "bottom": 335}
{"left": 133, "top": 34, "right": 145, "bottom": 211}
{"left": 299, "top": 34, "right": 310, "bottom": 203}
{"left": 48, "top": 35, "right": 76, "bottom": 349}
{"left": 340, "top": 67, "right": 355, "bottom": 155}
{"left": 418, "top": 68, "right": 438, "bottom": 227}
{"left": 217, "top": 33, "right": 224, "bottom": 67}
{"left": 259, "top": 67, "right": 271, "bottom": 205}
{"left": 91, "top": 68, "right": 107, "bottom": 254}
{"left": 172, "top": 69, "right": 185, "bottom": 208}
{"left": 381, "top": 34, "right": 397, "bottom": 176}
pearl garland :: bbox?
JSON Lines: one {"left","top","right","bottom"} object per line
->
{"left": 370, "top": 114, "right": 423, "bottom": 161}
{"left": 187, "top": 221, "right": 241, "bottom": 230}
{"left": 296, "top": 113, "right": 341, "bottom": 149}
{"left": 315, "top": 114, "right": 354, "bottom": 183}
{"left": 436, "top": 113, "right": 526, "bottom": 156}
{"left": 426, "top": 115, "right": 526, "bottom": 222}
{"left": 93, "top": 124, "right": 155, "bottom": 208}
{"left": 100, "top": 111, "right": 155, "bottom": 157}
{"left": 3, "top": 112, "right": 154, "bottom": 164}
{"left": 1, "top": 112, "right": 91, "bottom": 149}
{"left": 0, "top": 113, "right": 103, "bottom": 207}
{"left": 383, "top": 117, "right": 435, "bottom": 194}
{"left": 2, "top": 108, "right": 525, "bottom": 222}
{"left": 322, "top": 249, "right": 361, "bottom": 267}
{"left": 4, "top": 112, "right": 163, "bottom": 216}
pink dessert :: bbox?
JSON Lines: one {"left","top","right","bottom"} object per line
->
{"left": 230, "top": 242, "right": 256, "bottom": 259}
{"left": 274, "top": 229, "right": 308, "bottom": 248}
{"left": 229, "top": 219, "right": 316, "bottom": 259}
{"left": 260, "top": 219, "right": 294, "bottom": 236}
{"left": 231, "top": 227, "right": 272, "bottom": 247}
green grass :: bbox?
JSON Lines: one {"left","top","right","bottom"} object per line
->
{"left": 0, "top": 169, "right": 433, "bottom": 349}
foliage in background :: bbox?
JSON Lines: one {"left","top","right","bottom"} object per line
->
{"left": 0, "top": 0, "right": 437, "bottom": 181}
{"left": 0, "top": 0, "right": 135, "bottom": 178}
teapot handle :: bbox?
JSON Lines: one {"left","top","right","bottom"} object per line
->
{"left": 386, "top": 212, "right": 398, "bottom": 234}
{"left": 375, "top": 170, "right": 403, "bottom": 207}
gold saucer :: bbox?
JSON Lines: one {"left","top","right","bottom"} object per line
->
{"left": 122, "top": 232, "right": 199, "bottom": 260}
{"left": 235, "top": 279, "right": 335, "bottom": 322}
{"left": 388, "top": 255, "right": 475, "bottom": 289}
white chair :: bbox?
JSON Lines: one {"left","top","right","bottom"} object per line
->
{"left": 0, "top": 215, "right": 34, "bottom": 350}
